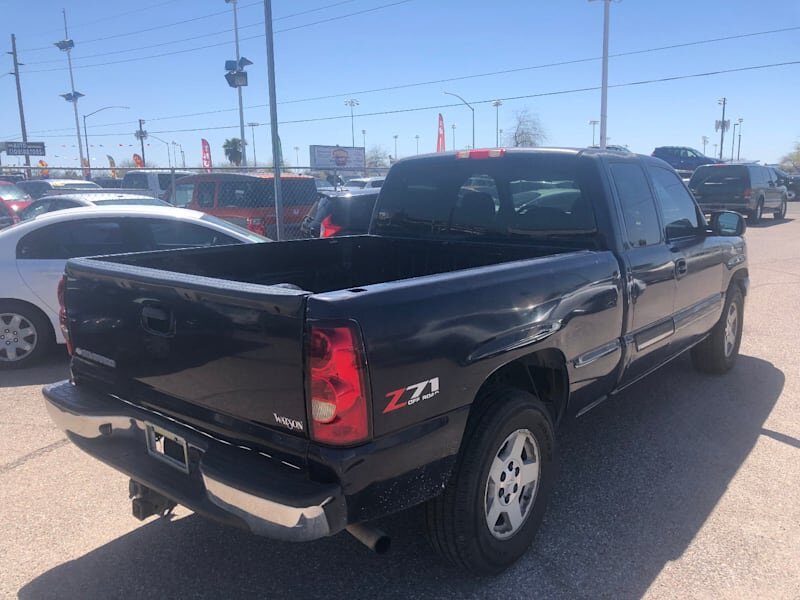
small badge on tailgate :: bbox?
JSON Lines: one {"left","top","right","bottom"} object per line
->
{"left": 273, "top": 413, "right": 304, "bottom": 432}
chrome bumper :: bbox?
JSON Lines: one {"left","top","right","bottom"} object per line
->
{"left": 42, "top": 380, "right": 346, "bottom": 542}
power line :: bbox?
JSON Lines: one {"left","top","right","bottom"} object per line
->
{"left": 19, "top": 60, "right": 799, "bottom": 140}
{"left": 22, "top": 0, "right": 416, "bottom": 73}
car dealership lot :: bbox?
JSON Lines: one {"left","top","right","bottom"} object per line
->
{"left": 2, "top": 207, "right": 799, "bottom": 599}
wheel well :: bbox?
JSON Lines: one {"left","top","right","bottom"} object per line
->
{"left": 0, "top": 298, "right": 56, "bottom": 342}
{"left": 476, "top": 349, "right": 569, "bottom": 425}
{"left": 730, "top": 268, "right": 749, "bottom": 297}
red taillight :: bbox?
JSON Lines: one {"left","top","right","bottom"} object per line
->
{"left": 57, "top": 276, "right": 73, "bottom": 355}
{"left": 743, "top": 188, "right": 752, "bottom": 199}
{"left": 246, "top": 217, "right": 267, "bottom": 237}
{"left": 455, "top": 148, "right": 506, "bottom": 160}
{"left": 319, "top": 215, "right": 343, "bottom": 238}
{"left": 307, "top": 324, "right": 369, "bottom": 445}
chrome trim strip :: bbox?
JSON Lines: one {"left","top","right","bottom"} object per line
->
{"left": 573, "top": 340, "right": 621, "bottom": 368}
{"left": 674, "top": 294, "right": 723, "bottom": 332}
{"left": 636, "top": 326, "right": 674, "bottom": 351}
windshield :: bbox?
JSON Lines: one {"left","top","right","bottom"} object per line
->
{"left": 0, "top": 184, "right": 30, "bottom": 200}
{"left": 200, "top": 213, "right": 270, "bottom": 242}
{"left": 94, "top": 198, "right": 168, "bottom": 206}
{"left": 374, "top": 154, "right": 595, "bottom": 241}
{"left": 58, "top": 182, "right": 101, "bottom": 189}
{"left": 345, "top": 180, "right": 367, "bottom": 188}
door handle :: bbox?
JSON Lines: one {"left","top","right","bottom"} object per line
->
{"left": 675, "top": 258, "right": 688, "bottom": 277}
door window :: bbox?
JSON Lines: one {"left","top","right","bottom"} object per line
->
{"left": 122, "top": 173, "right": 148, "bottom": 189}
{"left": 649, "top": 166, "right": 700, "bottom": 239}
{"left": 139, "top": 219, "right": 239, "bottom": 249}
{"left": 17, "top": 220, "right": 129, "bottom": 259}
{"left": 173, "top": 183, "right": 194, "bottom": 207}
{"left": 196, "top": 182, "right": 216, "bottom": 208}
{"left": 609, "top": 163, "right": 662, "bottom": 247}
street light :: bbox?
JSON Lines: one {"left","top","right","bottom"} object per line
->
{"left": 717, "top": 97, "right": 727, "bottom": 160}
{"left": 247, "top": 122, "right": 259, "bottom": 166}
{"left": 444, "top": 92, "right": 474, "bottom": 149}
{"left": 345, "top": 99, "right": 359, "bottom": 147}
{"left": 362, "top": 129, "right": 366, "bottom": 149}
{"left": 172, "top": 141, "right": 186, "bottom": 168}
{"left": 701, "top": 135, "right": 709, "bottom": 155}
{"left": 148, "top": 134, "right": 172, "bottom": 168}
{"left": 492, "top": 100, "right": 503, "bottom": 146}
{"left": 589, "top": 120, "right": 599, "bottom": 146}
{"left": 451, "top": 123, "right": 456, "bottom": 149}
{"left": 590, "top": 0, "right": 612, "bottom": 149}
{"left": 225, "top": 0, "right": 250, "bottom": 167}
{"left": 83, "top": 105, "right": 129, "bottom": 179}
{"left": 55, "top": 10, "right": 86, "bottom": 175}
{"left": 415, "top": 134, "right": 420, "bottom": 155}
{"left": 736, "top": 118, "right": 743, "bottom": 160}
{"left": 393, "top": 134, "right": 398, "bottom": 161}
{"left": 731, "top": 122, "right": 739, "bottom": 161}
{"left": 294, "top": 146, "right": 299, "bottom": 168}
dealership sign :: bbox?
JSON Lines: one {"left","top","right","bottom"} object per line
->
{"left": 309, "top": 145, "right": 365, "bottom": 171}
{"left": 1, "top": 141, "right": 46, "bottom": 156}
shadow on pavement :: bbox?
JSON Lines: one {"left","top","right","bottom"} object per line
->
{"left": 1, "top": 349, "right": 70, "bottom": 388}
{"left": 748, "top": 216, "right": 793, "bottom": 228}
{"left": 19, "top": 354, "right": 783, "bottom": 599}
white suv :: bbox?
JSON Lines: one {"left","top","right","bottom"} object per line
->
{"left": 121, "top": 170, "right": 192, "bottom": 200}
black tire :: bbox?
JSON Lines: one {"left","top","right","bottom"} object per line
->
{"left": 749, "top": 199, "right": 763, "bottom": 224}
{"left": 0, "top": 300, "right": 55, "bottom": 370}
{"left": 774, "top": 198, "right": 787, "bottom": 220}
{"left": 691, "top": 287, "right": 743, "bottom": 374}
{"left": 425, "top": 387, "right": 557, "bottom": 575}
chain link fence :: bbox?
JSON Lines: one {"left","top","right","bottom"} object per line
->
{"left": 0, "top": 165, "right": 391, "bottom": 241}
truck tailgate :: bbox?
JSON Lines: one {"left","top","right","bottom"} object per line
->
{"left": 63, "top": 257, "right": 311, "bottom": 438}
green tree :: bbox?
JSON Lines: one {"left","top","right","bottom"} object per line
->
{"left": 223, "top": 138, "right": 243, "bottom": 166}
{"left": 779, "top": 141, "right": 800, "bottom": 172}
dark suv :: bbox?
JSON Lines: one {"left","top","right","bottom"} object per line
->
{"left": 652, "top": 146, "right": 721, "bottom": 174}
{"left": 689, "top": 163, "right": 788, "bottom": 223}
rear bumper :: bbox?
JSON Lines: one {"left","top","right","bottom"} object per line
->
{"left": 42, "top": 380, "right": 347, "bottom": 542}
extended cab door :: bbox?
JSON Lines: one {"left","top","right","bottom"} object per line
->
{"left": 608, "top": 161, "right": 677, "bottom": 387}
{"left": 648, "top": 164, "right": 724, "bottom": 352}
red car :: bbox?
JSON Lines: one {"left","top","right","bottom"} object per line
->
{"left": 169, "top": 173, "right": 319, "bottom": 239}
{"left": 0, "top": 181, "right": 32, "bottom": 214}
{"left": 0, "top": 197, "right": 18, "bottom": 229}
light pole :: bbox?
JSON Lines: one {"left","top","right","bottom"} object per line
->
{"left": 492, "top": 100, "right": 503, "bottom": 146}
{"left": 225, "top": 0, "right": 249, "bottom": 167}
{"left": 345, "top": 99, "right": 359, "bottom": 147}
{"left": 294, "top": 146, "right": 299, "bottom": 168}
{"left": 701, "top": 135, "right": 709, "bottom": 155}
{"left": 730, "top": 122, "right": 738, "bottom": 161}
{"left": 148, "top": 134, "right": 172, "bottom": 168}
{"left": 247, "top": 122, "right": 259, "bottom": 166}
{"left": 713, "top": 143, "right": 718, "bottom": 157}
{"left": 415, "top": 134, "right": 420, "bottom": 155}
{"left": 589, "top": 120, "right": 599, "bottom": 146}
{"left": 737, "top": 118, "right": 743, "bottom": 160}
{"left": 83, "top": 105, "right": 129, "bottom": 180}
{"left": 362, "top": 129, "right": 366, "bottom": 149}
{"left": 445, "top": 92, "right": 474, "bottom": 149}
{"left": 590, "top": 0, "right": 612, "bottom": 149}
{"left": 451, "top": 123, "right": 456, "bottom": 149}
{"left": 171, "top": 141, "right": 179, "bottom": 168}
{"left": 393, "top": 135, "right": 398, "bottom": 161}
{"left": 56, "top": 10, "right": 86, "bottom": 176}
{"left": 717, "top": 97, "right": 727, "bottom": 160}
{"left": 173, "top": 142, "right": 186, "bottom": 168}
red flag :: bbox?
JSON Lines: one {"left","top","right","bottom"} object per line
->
{"left": 38, "top": 160, "right": 49, "bottom": 178}
{"left": 436, "top": 113, "right": 446, "bottom": 152}
{"left": 201, "top": 138, "right": 212, "bottom": 172}
{"left": 132, "top": 153, "right": 144, "bottom": 168}
{"left": 107, "top": 155, "right": 117, "bottom": 179}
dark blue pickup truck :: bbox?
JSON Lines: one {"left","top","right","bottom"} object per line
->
{"left": 44, "top": 148, "right": 748, "bottom": 574}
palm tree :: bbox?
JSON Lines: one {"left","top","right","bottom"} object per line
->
{"left": 223, "top": 138, "right": 243, "bottom": 166}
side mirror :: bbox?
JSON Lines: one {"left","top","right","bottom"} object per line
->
{"left": 709, "top": 211, "right": 746, "bottom": 236}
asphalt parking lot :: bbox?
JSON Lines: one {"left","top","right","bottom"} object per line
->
{"left": 2, "top": 207, "right": 799, "bottom": 599}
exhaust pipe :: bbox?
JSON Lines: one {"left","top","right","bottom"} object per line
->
{"left": 346, "top": 523, "right": 391, "bottom": 554}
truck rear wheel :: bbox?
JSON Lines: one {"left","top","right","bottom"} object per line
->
{"left": 425, "top": 387, "right": 556, "bottom": 574}
{"left": 690, "top": 287, "right": 743, "bottom": 374}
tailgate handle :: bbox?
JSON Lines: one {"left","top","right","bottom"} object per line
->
{"left": 141, "top": 305, "right": 175, "bottom": 337}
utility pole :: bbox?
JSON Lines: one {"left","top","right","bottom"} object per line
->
{"left": 263, "top": 0, "right": 283, "bottom": 240}
{"left": 226, "top": 0, "right": 248, "bottom": 167}
{"left": 136, "top": 119, "right": 147, "bottom": 166}
{"left": 717, "top": 97, "right": 727, "bottom": 161}
{"left": 362, "top": 129, "right": 366, "bottom": 149}
{"left": 415, "top": 134, "right": 420, "bottom": 155}
{"left": 247, "top": 122, "right": 259, "bottom": 166}
{"left": 9, "top": 34, "right": 31, "bottom": 177}
{"left": 598, "top": 0, "right": 610, "bottom": 149}
{"left": 56, "top": 10, "right": 85, "bottom": 175}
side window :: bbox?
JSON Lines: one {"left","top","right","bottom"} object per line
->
{"left": 173, "top": 183, "right": 194, "bottom": 207}
{"left": 609, "top": 163, "right": 662, "bottom": 247}
{"left": 649, "top": 166, "right": 700, "bottom": 239}
{"left": 197, "top": 182, "right": 216, "bottom": 208}
{"left": 16, "top": 220, "right": 128, "bottom": 259}
{"left": 123, "top": 173, "right": 148, "bottom": 189}
{"left": 157, "top": 174, "right": 175, "bottom": 191}
{"left": 142, "top": 219, "right": 239, "bottom": 249}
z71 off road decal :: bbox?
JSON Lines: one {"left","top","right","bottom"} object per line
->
{"left": 383, "top": 377, "right": 440, "bottom": 413}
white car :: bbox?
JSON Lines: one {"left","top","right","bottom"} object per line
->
{"left": 0, "top": 205, "right": 267, "bottom": 369}
{"left": 344, "top": 177, "right": 384, "bottom": 190}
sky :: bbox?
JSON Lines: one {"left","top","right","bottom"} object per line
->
{"left": 0, "top": 0, "right": 798, "bottom": 171}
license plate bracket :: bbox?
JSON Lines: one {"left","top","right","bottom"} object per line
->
{"left": 145, "top": 423, "right": 189, "bottom": 473}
